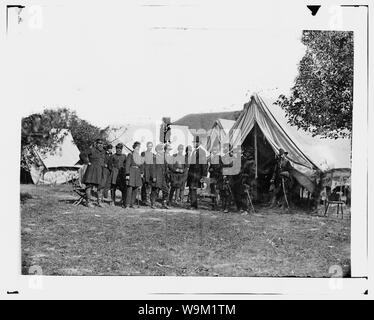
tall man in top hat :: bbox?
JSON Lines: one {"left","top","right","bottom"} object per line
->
{"left": 141, "top": 141, "right": 155, "bottom": 206}
{"left": 80, "top": 138, "right": 107, "bottom": 207}
{"left": 150, "top": 144, "right": 169, "bottom": 209}
{"left": 168, "top": 144, "right": 187, "bottom": 206}
{"left": 187, "top": 136, "right": 208, "bottom": 209}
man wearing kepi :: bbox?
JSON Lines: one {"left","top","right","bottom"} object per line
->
{"left": 108, "top": 143, "right": 127, "bottom": 206}
{"left": 125, "top": 141, "right": 144, "bottom": 208}
{"left": 141, "top": 141, "right": 155, "bottom": 206}
{"left": 208, "top": 146, "right": 223, "bottom": 210}
{"left": 102, "top": 143, "right": 113, "bottom": 201}
{"left": 187, "top": 136, "right": 208, "bottom": 209}
{"left": 150, "top": 144, "right": 169, "bottom": 209}
{"left": 269, "top": 148, "right": 293, "bottom": 210}
{"left": 80, "top": 138, "right": 106, "bottom": 208}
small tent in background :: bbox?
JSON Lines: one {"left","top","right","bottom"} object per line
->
{"left": 171, "top": 110, "right": 241, "bottom": 153}
{"left": 207, "top": 118, "right": 236, "bottom": 152}
{"left": 107, "top": 123, "right": 195, "bottom": 154}
{"left": 21, "top": 129, "right": 81, "bottom": 185}
{"left": 172, "top": 110, "right": 241, "bottom": 132}
{"left": 228, "top": 92, "right": 351, "bottom": 195}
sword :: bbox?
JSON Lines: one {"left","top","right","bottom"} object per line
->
{"left": 281, "top": 177, "right": 289, "bottom": 210}
{"left": 244, "top": 185, "right": 255, "bottom": 214}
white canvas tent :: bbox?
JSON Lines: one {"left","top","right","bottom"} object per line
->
{"left": 26, "top": 130, "right": 81, "bottom": 185}
{"left": 207, "top": 118, "right": 235, "bottom": 152}
{"left": 229, "top": 92, "right": 351, "bottom": 192}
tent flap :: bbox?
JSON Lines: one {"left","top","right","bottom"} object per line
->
{"left": 229, "top": 92, "right": 351, "bottom": 191}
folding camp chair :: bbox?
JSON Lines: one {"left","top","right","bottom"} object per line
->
{"left": 72, "top": 179, "right": 87, "bottom": 206}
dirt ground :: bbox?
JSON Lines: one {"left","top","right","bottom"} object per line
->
{"left": 20, "top": 184, "right": 351, "bottom": 277}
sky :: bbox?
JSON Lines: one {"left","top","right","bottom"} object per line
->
{"left": 3, "top": 1, "right": 359, "bottom": 128}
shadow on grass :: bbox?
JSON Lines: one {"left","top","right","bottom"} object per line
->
{"left": 20, "top": 192, "right": 33, "bottom": 204}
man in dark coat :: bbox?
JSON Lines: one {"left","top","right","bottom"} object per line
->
{"left": 228, "top": 146, "right": 250, "bottom": 214}
{"left": 219, "top": 144, "right": 235, "bottom": 212}
{"left": 80, "top": 138, "right": 107, "bottom": 207}
{"left": 125, "top": 141, "right": 144, "bottom": 208}
{"left": 236, "top": 149, "right": 256, "bottom": 215}
{"left": 168, "top": 144, "right": 187, "bottom": 206}
{"left": 150, "top": 144, "right": 169, "bottom": 209}
{"left": 269, "top": 148, "right": 293, "bottom": 209}
{"left": 208, "top": 146, "right": 224, "bottom": 210}
{"left": 141, "top": 141, "right": 154, "bottom": 206}
{"left": 180, "top": 145, "right": 192, "bottom": 203}
{"left": 108, "top": 143, "right": 127, "bottom": 206}
{"left": 187, "top": 138, "right": 208, "bottom": 209}
{"left": 102, "top": 144, "right": 113, "bottom": 200}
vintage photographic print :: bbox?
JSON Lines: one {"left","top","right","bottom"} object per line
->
{"left": 1, "top": 0, "right": 370, "bottom": 299}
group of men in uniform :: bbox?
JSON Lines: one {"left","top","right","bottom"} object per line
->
{"left": 80, "top": 138, "right": 293, "bottom": 212}
{"left": 80, "top": 138, "right": 208, "bottom": 209}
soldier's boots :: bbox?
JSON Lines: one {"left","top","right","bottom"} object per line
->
{"left": 168, "top": 200, "right": 177, "bottom": 207}
{"left": 162, "top": 200, "right": 169, "bottom": 209}
{"left": 86, "top": 201, "right": 94, "bottom": 208}
{"left": 97, "top": 190, "right": 104, "bottom": 208}
{"left": 85, "top": 187, "right": 94, "bottom": 208}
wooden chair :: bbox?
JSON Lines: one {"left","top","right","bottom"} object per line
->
{"left": 324, "top": 192, "right": 345, "bottom": 219}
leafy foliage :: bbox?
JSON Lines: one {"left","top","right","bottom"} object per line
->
{"left": 68, "top": 116, "right": 109, "bottom": 152}
{"left": 276, "top": 31, "right": 353, "bottom": 139}
{"left": 21, "top": 108, "right": 109, "bottom": 169}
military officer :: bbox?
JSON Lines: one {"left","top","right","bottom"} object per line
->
{"left": 108, "top": 143, "right": 127, "bottom": 206}
{"left": 269, "top": 148, "right": 293, "bottom": 210}
{"left": 141, "top": 141, "right": 155, "bottom": 206}
{"left": 186, "top": 137, "right": 208, "bottom": 209}
{"left": 102, "top": 143, "right": 113, "bottom": 201}
{"left": 125, "top": 141, "right": 144, "bottom": 208}
{"left": 208, "top": 146, "right": 223, "bottom": 210}
{"left": 150, "top": 144, "right": 169, "bottom": 209}
{"left": 168, "top": 144, "right": 187, "bottom": 206}
{"left": 80, "top": 138, "right": 107, "bottom": 208}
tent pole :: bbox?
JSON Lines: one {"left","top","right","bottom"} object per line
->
{"left": 254, "top": 122, "right": 258, "bottom": 179}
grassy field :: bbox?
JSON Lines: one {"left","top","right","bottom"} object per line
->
{"left": 21, "top": 184, "right": 351, "bottom": 277}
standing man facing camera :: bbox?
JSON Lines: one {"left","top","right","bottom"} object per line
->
{"left": 187, "top": 137, "right": 208, "bottom": 209}
{"left": 80, "top": 138, "right": 106, "bottom": 208}
{"left": 141, "top": 141, "right": 155, "bottom": 206}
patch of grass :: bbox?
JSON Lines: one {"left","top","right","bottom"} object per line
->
{"left": 20, "top": 192, "right": 33, "bottom": 204}
{"left": 20, "top": 184, "right": 351, "bottom": 277}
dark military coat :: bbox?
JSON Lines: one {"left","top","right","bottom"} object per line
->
{"left": 125, "top": 151, "right": 144, "bottom": 187}
{"left": 151, "top": 153, "right": 169, "bottom": 189}
{"left": 80, "top": 147, "right": 106, "bottom": 185}
{"left": 100, "top": 151, "right": 112, "bottom": 189}
{"left": 141, "top": 150, "right": 155, "bottom": 183}
{"left": 272, "top": 156, "right": 293, "bottom": 187}
{"left": 109, "top": 153, "right": 127, "bottom": 185}
{"left": 169, "top": 153, "right": 187, "bottom": 188}
{"left": 187, "top": 147, "right": 208, "bottom": 188}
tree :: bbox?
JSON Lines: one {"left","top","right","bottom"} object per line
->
{"left": 68, "top": 116, "right": 109, "bottom": 152}
{"left": 21, "top": 108, "right": 109, "bottom": 170}
{"left": 276, "top": 30, "right": 353, "bottom": 139}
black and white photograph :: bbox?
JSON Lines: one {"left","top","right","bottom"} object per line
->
{"left": 0, "top": 0, "right": 371, "bottom": 300}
